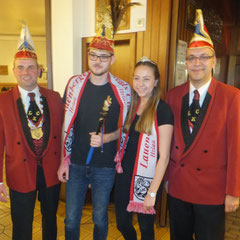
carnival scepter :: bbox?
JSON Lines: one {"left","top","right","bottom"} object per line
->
{"left": 86, "top": 95, "right": 112, "bottom": 165}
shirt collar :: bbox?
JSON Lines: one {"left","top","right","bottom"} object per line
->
{"left": 18, "top": 85, "right": 40, "bottom": 100}
{"left": 189, "top": 78, "right": 211, "bottom": 106}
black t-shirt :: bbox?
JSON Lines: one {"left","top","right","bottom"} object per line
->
{"left": 67, "top": 80, "right": 120, "bottom": 168}
{"left": 116, "top": 100, "right": 174, "bottom": 199}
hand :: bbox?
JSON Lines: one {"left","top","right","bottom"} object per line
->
{"left": 0, "top": 184, "right": 9, "bottom": 202}
{"left": 57, "top": 162, "right": 69, "bottom": 182}
{"left": 89, "top": 132, "right": 102, "bottom": 147}
{"left": 143, "top": 193, "right": 156, "bottom": 211}
{"left": 225, "top": 195, "right": 240, "bottom": 212}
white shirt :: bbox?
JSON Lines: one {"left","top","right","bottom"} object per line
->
{"left": 18, "top": 86, "right": 43, "bottom": 114}
{"left": 189, "top": 78, "right": 211, "bottom": 107}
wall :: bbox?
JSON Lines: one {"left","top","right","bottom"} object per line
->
{"left": 136, "top": 0, "right": 172, "bottom": 99}
{"left": 0, "top": 35, "right": 47, "bottom": 83}
{"left": 51, "top": 0, "right": 147, "bottom": 96}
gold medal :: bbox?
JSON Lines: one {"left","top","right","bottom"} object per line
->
{"left": 30, "top": 127, "right": 43, "bottom": 140}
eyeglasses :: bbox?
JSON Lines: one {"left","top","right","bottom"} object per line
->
{"left": 88, "top": 52, "right": 113, "bottom": 62}
{"left": 186, "top": 55, "right": 214, "bottom": 63}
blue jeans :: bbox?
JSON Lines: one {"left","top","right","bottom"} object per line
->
{"left": 65, "top": 164, "right": 115, "bottom": 240}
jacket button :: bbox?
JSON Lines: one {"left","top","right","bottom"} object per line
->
{"left": 176, "top": 146, "right": 179, "bottom": 149}
{"left": 17, "top": 141, "right": 21, "bottom": 145}
{"left": 54, "top": 152, "right": 57, "bottom": 155}
{"left": 23, "top": 158, "right": 27, "bottom": 162}
{"left": 54, "top": 136, "right": 57, "bottom": 139}
{"left": 196, "top": 168, "right": 201, "bottom": 171}
{"left": 181, "top": 163, "right": 184, "bottom": 167}
{"left": 204, "top": 150, "right": 208, "bottom": 153}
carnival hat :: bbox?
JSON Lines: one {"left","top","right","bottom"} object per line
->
{"left": 14, "top": 23, "right": 37, "bottom": 60}
{"left": 188, "top": 9, "right": 214, "bottom": 50}
{"left": 89, "top": 25, "right": 114, "bottom": 54}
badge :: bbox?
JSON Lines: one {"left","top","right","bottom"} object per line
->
{"left": 30, "top": 127, "right": 43, "bottom": 140}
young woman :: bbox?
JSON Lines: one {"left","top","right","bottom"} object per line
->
{"left": 114, "top": 57, "right": 173, "bottom": 240}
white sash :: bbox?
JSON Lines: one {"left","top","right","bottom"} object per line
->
{"left": 63, "top": 71, "right": 131, "bottom": 164}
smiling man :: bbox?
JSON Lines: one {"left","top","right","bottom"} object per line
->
{"left": 166, "top": 9, "right": 240, "bottom": 240}
{"left": 0, "top": 24, "right": 64, "bottom": 240}
{"left": 57, "top": 26, "right": 131, "bottom": 240}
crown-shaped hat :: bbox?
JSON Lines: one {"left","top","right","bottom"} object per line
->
{"left": 89, "top": 25, "right": 114, "bottom": 54}
{"left": 14, "top": 23, "right": 37, "bottom": 60}
{"left": 188, "top": 9, "right": 214, "bottom": 50}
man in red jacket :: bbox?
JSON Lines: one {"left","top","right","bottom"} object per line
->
{"left": 166, "top": 9, "right": 240, "bottom": 240}
{"left": 0, "top": 24, "right": 63, "bottom": 240}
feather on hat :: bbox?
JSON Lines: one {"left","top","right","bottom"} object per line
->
{"left": 188, "top": 9, "right": 214, "bottom": 50}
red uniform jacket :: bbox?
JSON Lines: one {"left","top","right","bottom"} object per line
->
{"left": 166, "top": 78, "right": 240, "bottom": 205}
{"left": 0, "top": 86, "right": 64, "bottom": 193}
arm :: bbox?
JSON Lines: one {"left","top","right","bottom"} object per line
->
{"left": 225, "top": 91, "right": 240, "bottom": 207}
{"left": 57, "top": 120, "right": 69, "bottom": 182}
{"left": 89, "top": 129, "right": 120, "bottom": 147}
{"left": 143, "top": 124, "right": 173, "bottom": 210}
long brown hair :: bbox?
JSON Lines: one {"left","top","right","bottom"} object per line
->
{"left": 124, "top": 60, "right": 161, "bottom": 135}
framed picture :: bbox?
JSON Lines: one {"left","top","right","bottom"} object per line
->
{"left": 0, "top": 65, "right": 8, "bottom": 75}
{"left": 95, "top": 0, "right": 130, "bottom": 32}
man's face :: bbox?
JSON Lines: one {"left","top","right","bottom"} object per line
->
{"left": 13, "top": 59, "right": 40, "bottom": 91}
{"left": 186, "top": 47, "right": 216, "bottom": 87}
{"left": 88, "top": 49, "right": 115, "bottom": 77}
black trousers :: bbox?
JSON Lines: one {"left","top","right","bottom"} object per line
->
{"left": 115, "top": 205, "right": 156, "bottom": 240}
{"left": 168, "top": 194, "right": 225, "bottom": 240}
{"left": 114, "top": 176, "right": 162, "bottom": 240}
{"left": 9, "top": 166, "right": 61, "bottom": 240}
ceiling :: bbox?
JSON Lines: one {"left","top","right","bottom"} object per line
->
{"left": 0, "top": 0, "right": 45, "bottom": 36}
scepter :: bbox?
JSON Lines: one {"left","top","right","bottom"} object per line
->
{"left": 86, "top": 95, "right": 112, "bottom": 165}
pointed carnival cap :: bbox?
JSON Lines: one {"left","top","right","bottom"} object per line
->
{"left": 188, "top": 9, "right": 214, "bottom": 50}
{"left": 14, "top": 23, "right": 37, "bottom": 60}
{"left": 89, "top": 25, "right": 114, "bottom": 54}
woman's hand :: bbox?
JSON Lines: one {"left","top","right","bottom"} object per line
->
{"left": 143, "top": 193, "right": 156, "bottom": 211}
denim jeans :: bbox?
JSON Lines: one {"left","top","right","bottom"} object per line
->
{"left": 65, "top": 164, "right": 115, "bottom": 240}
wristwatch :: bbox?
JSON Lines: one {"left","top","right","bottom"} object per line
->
{"left": 148, "top": 191, "right": 156, "bottom": 198}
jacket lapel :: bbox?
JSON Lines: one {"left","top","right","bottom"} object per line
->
{"left": 181, "top": 93, "right": 190, "bottom": 148}
{"left": 39, "top": 87, "right": 53, "bottom": 157}
{"left": 13, "top": 87, "right": 36, "bottom": 157}
{"left": 41, "top": 95, "right": 50, "bottom": 152}
{"left": 181, "top": 78, "right": 217, "bottom": 158}
{"left": 16, "top": 98, "right": 35, "bottom": 152}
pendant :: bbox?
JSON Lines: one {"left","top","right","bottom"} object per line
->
{"left": 30, "top": 127, "right": 43, "bottom": 140}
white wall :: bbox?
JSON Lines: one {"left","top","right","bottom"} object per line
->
{"left": 51, "top": 0, "right": 147, "bottom": 96}
{"left": 0, "top": 35, "right": 47, "bottom": 83}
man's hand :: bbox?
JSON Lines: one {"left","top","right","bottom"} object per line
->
{"left": 225, "top": 195, "right": 240, "bottom": 212}
{"left": 89, "top": 132, "right": 102, "bottom": 147}
{"left": 0, "top": 184, "right": 8, "bottom": 202}
{"left": 57, "top": 162, "right": 69, "bottom": 182}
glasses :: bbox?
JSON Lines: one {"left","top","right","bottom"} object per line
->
{"left": 88, "top": 52, "right": 113, "bottom": 62}
{"left": 186, "top": 55, "right": 214, "bottom": 63}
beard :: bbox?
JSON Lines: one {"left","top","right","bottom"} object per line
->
{"left": 89, "top": 63, "right": 109, "bottom": 77}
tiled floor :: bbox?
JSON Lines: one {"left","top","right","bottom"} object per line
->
{"left": 0, "top": 199, "right": 170, "bottom": 240}
{"left": 0, "top": 190, "right": 239, "bottom": 239}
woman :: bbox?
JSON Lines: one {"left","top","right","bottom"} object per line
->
{"left": 114, "top": 56, "right": 173, "bottom": 240}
